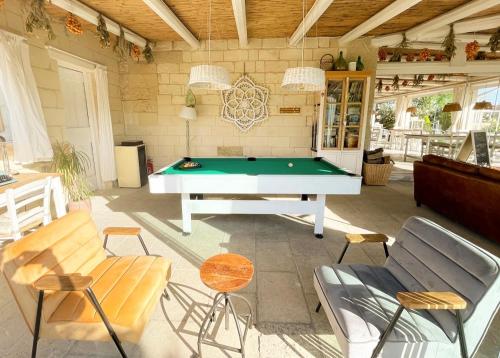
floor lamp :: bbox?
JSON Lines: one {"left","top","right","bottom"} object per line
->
{"left": 179, "top": 106, "right": 197, "bottom": 157}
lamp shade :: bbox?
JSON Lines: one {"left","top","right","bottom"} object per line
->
{"left": 189, "top": 64, "right": 231, "bottom": 91}
{"left": 179, "top": 106, "right": 197, "bottom": 121}
{"left": 442, "top": 102, "right": 462, "bottom": 112}
{"left": 473, "top": 101, "right": 493, "bottom": 110}
{"left": 281, "top": 67, "right": 325, "bottom": 92}
{"left": 406, "top": 106, "right": 417, "bottom": 115}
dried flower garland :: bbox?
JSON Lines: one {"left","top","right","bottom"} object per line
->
{"left": 96, "top": 14, "right": 111, "bottom": 48}
{"left": 413, "top": 74, "right": 424, "bottom": 87}
{"left": 405, "top": 53, "right": 415, "bottom": 62}
{"left": 129, "top": 43, "right": 141, "bottom": 61}
{"left": 142, "top": 42, "right": 154, "bottom": 64}
{"left": 392, "top": 75, "right": 400, "bottom": 91}
{"left": 433, "top": 53, "right": 445, "bottom": 62}
{"left": 65, "top": 13, "right": 83, "bottom": 35}
{"left": 378, "top": 47, "right": 388, "bottom": 61}
{"left": 442, "top": 24, "right": 456, "bottom": 58}
{"left": 418, "top": 48, "right": 431, "bottom": 61}
{"left": 25, "top": 0, "right": 55, "bottom": 40}
{"left": 114, "top": 27, "right": 129, "bottom": 60}
{"left": 465, "top": 41, "right": 480, "bottom": 60}
{"left": 487, "top": 28, "right": 499, "bottom": 52}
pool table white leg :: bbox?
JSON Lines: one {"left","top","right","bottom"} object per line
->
{"left": 181, "top": 193, "right": 192, "bottom": 234}
{"left": 314, "top": 194, "right": 326, "bottom": 239}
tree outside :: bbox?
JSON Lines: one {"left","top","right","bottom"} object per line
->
{"left": 412, "top": 92, "right": 453, "bottom": 131}
{"left": 375, "top": 101, "right": 396, "bottom": 129}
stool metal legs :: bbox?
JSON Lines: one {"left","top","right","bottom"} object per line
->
{"left": 198, "top": 292, "right": 253, "bottom": 358}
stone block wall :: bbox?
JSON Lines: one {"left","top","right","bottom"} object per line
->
{"left": 117, "top": 38, "right": 377, "bottom": 168}
{"left": 0, "top": 0, "right": 121, "bottom": 146}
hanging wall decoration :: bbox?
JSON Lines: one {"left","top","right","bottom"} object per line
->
{"left": 221, "top": 74, "right": 269, "bottom": 132}
{"left": 465, "top": 41, "right": 480, "bottom": 60}
{"left": 114, "top": 27, "right": 128, "bottom": 60}
{"left": 143, "top": 42, "right": 154, "bottom": 64}
{"left": 65, "top": 13, "right": 83, "bottom": 35}
{"left": 392, "top": 75, "right": 400, "bottom": 91}
{"left": 25, "top": 0, "right": 55, "bottom": 40}
{"left": 487, "top": 28, "right": 499, "bottom": 52}
{"left": 129, "top": 43, "right": 141, "bottom": 61}
{"left": 96, "top": 14, "right": 111, "bottom": 48}
{"left": 442, "top": 24, "right": 456, "bottom": 58}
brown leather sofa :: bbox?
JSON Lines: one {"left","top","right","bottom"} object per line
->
{"left": 413, "top": 154, "right": 500, "bottom": 242}
{"left": 0, "top": 211, "right": 172, "bottom": 357}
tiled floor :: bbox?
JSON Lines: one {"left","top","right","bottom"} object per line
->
{"left": 0, "top": 181, "right": 498, "bottom": 357}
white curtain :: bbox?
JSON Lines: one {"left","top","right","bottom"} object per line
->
{"left": 394, "top": 95, "right": 409, "bottom": 129}
{"left": 0, "top": 30, "right": 53, "bottom": 163}
{"left": 94, "top": 67, "right": 116, "bottom": 182}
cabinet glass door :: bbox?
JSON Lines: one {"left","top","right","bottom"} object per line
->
{"left": 323, "top": 80, "right": 343, "bottom": 149}
{"left": 343, "top": 79, "right": 364, "bottom": 149}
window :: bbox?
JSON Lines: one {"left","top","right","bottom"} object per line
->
{"left": 410, "top": 91, "right": 453, "bottom": 132}
{"left": 472, "top": 85, "right": 500, "bottom": 133}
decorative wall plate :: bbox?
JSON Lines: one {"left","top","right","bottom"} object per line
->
{"left": 221, "top": 75, "right": 269, "bottom": 132}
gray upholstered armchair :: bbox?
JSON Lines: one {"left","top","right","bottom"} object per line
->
{"left": 314, "top": 216, "right": 499, "bottom": 358}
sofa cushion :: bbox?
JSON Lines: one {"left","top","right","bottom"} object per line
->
{"left": 422, "top": 155, "right": 478, "bottom": 175}
{"left": 44, "top": 255, "right": 172, "bottom": 343}
{"left": 314, "top": 264, "right": 450, "bottom": 345}
{"left": 478, "top": 166, "right": 500, "bottom": 182}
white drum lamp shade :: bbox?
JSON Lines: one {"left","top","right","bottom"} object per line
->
{"left": 189, "top": 64, "right": 232, "bottom": 91}
{"left": 281, "top": 67, "right": 325, "bottom": 92}
{"left": 179, "top": 106, "right": 197, "bottom": 121}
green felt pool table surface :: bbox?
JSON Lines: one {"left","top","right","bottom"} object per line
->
{"left": 162, "top": 158, "right": 350, "bottom": 175}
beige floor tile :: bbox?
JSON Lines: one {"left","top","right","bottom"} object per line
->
{"left": 257, "top": 272, "right": 310, "bottom": 324}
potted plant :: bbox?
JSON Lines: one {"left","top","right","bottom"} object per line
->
{"left": 52, "top": 142, "right": 93, "bottom": 212}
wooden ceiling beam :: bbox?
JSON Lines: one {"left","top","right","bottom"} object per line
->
{"left": 289, "top": 0, "right": 334, "bottom": 46}
{"left": 372, "top": 0, "right": 500, "bottom": 47}
{"left": 417, "top": 15, "right": 500, "bottom": 41}
{"left": 142, "top": 0, "right": 200, "bottom": 49}
{"left": 339, "top": 0, "right": 421, "bottom": 46}
{"left": 50, "top": 0, "right": 147, "bottom": 47}
{"left": 231, "top": 0, "right": 247, "bottom": 47}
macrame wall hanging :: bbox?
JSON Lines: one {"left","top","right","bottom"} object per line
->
{"left": 221, "top": 72, "right": 269, "bottom": 132}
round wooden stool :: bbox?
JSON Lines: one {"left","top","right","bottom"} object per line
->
{"left": 198, "top": 253, "right": 254, "bottom": 358}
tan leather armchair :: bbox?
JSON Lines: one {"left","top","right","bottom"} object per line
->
{"left": 0, "top": 211, "right": 172, "bottom": 358}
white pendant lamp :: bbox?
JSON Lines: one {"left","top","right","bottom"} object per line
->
{"left": 188, "top": 0, "right": 231, "bottom": 91}
{"left": 281, "top": 0, "right": 325, "bottom": 92}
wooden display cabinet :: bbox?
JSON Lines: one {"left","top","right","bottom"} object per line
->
{"left": 315, "top": 71, "right": 372, "bottom": 174}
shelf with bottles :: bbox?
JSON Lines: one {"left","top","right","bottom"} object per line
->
{"left": 322, "top": 127, "right": 340, "bottom": 149}
{"left": 347, "top": 80, "right": 364, "bottom": 103}
{"left": 343, "top": 128, "right": 360, "bottom": 149}
{"left": 326, "top": 80, "right": 343, "bottom": 104}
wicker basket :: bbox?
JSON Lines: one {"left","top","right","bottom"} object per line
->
{"left": 362, "top": 161, "right": 394, "bottom": 186}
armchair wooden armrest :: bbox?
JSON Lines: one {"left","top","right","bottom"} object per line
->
{"left": 373, "top": 291, "right": 469, "bottom": 358}
{"left": 337, "top": 233, "right": 390, "bottom": 264}
{"left": 33, "top": 274, "right": 93, "bottom": 291}
{"left": 345, "top": 233, "right": 389, "bottom": 243}
{"left": 396, "top": 291, "right": 467, "bottom": 310}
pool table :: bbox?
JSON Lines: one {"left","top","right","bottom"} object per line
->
{"left": 148, "top": 157, "right": 361, "bottom": 238}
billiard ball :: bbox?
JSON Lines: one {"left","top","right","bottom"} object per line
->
{"left": 288, "top": 162, "right": 294, "bottom": 167}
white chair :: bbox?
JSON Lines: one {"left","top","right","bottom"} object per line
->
{"left": 0, "top": 177, "right": 52, "bottom": 240}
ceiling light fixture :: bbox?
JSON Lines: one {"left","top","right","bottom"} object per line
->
{"left": 473, "top": 101, "right": 493, "bottom": 110}
{"left": 188, "top": 0, "right": 231, "bottom": 91}
{"left": 442, "top": 102, "right": 462, "bottom": 112}
{"left": 282, "top": 0, "right": 325, "bottom": 92}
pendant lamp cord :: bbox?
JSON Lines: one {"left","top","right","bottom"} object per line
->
{"left": 208, "top": 0, "right": 212, "bottom": 64}
{"left": 301, "top": 0, "right": 305, "bottom": 67}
